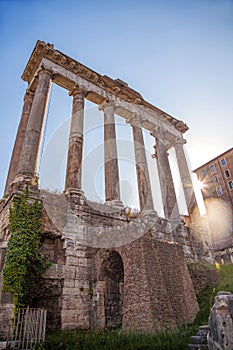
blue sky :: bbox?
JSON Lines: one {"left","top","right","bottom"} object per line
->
{"left": 0, "top": 0, "right": 233, "bottom": 211}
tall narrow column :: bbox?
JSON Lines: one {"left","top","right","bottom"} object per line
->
{"left": 174, "top": 138, "right": 198, "bottom": 214}
{"left": 65, "top": 87, "right": 86, "bottom": 196}
{"left": 152, "top": 128, "right": 179, "bottom": 220}
{"left": 99, "top": 102, "right": 121, "bottom": 204}
{"left": 16, "top": 69, "right": 52, "bottom": 179}
{"left": 129, "top": 115, "right": 154, "bottom": 212}
{"left": 4, "top": 89, "right": 35, "bottom": 194}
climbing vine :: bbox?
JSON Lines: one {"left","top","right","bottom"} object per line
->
{"left": 2, "top": 187, "right": 50, "bottom": 313}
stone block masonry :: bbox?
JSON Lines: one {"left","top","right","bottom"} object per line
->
{"left": 31, "top": 191, "right": 199, "bottom": 332}
{"left": 0, "top": 188, "right": 200, "bottom": 334}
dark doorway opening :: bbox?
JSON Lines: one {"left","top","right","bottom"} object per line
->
{"left": 100, "top": 251, "right": 124, "bottom": 328}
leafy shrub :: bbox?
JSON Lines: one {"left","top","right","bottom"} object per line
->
{"left": 2, "top": 187, "right": 50, "bottom": 313}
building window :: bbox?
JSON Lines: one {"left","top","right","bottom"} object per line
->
{"left": 202, "top": 169, "right": 207, "bottom": 177}
{"left": 216, "top": 186, "right": 223, "bottom": 196}
{"left": 213, "top": 175, "right": 219, "bottom": 184}
{"left": 229, "top": 181, "right": 233, "bottom": 190}
{"left": 221, "top": 158, "right": 227, "bottom": 166}
{"left": 224, "top": 169, "right": 231, "bottom": 178}
{"left": 210, "top": 164, "right": 216, "bottom": 173}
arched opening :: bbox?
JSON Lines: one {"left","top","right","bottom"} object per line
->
{"left": 100, "top": 251, "right": 124, "bottom": 329}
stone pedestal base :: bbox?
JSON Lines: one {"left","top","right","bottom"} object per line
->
{"left": 105, "top": 199, "right": 124, "bottom": 212}
{"left": 65, "top": 188, "right": 85, "bottom": 205}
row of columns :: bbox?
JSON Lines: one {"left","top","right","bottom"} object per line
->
{"left": 5, "top": 67, "right": 197, "bottom": 220}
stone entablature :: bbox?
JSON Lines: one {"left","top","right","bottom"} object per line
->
{"left": 22, "top": 41, "right": 188, "bottom": 134}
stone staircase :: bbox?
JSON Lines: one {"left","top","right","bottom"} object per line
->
{"left": 188, "top": 325, "right": 209, "bottom": 350}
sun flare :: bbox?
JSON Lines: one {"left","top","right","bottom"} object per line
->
{"left": 198, "top": 181, "right": 205, "bottom": 190}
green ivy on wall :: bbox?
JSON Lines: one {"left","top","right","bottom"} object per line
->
{"left": 2, "top": 187, "right": 50, "bottom": 313}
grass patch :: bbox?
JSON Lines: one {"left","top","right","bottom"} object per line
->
{"left": 216, "top": 263, "right": 233, "bottom": 293}
{"left": 45, "top": 326, "right": 198, "bottom": 350}
{"left": 194, "top": 286, "right": 216, "bottom": 326}
{"left": 194, "top": 263, "right": 233, "bottom": 326}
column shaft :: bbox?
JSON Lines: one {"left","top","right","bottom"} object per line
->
{"left": 65, "top": 87, "right": 85, "bottom": 194}
{"left": 17, "top": 69, "right": 52, "bottom": 178}
{"left": 100, "top": 102, "right": 121, "bottom": 202}
{"left": 154, "top": 130, "right": 179, "bottom": 219}
{"left": 4, "top": 89, "right": 35, "bottom": 194}
{"left": 131, "top": 117, "right": 154, "bottom": 211}
{"left": 174, "top": 139, "right": 197, "bottom": 214}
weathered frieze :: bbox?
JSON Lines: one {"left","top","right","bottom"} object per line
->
{"left": 22, "top": 40, "right": 188, "bottom": 134}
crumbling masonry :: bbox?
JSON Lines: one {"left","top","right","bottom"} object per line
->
{"left": 0, "top": 41, "right": 209, "bottom": 335}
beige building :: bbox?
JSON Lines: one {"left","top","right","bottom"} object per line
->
{"left": 194, "top": 148, "right": 233, "bottom": 261}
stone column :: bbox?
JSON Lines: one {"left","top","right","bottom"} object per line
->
{"left": 174, "top": 137, "right": 198, "bottom": 214}
{"left": 129, "top": 115, "right": 154, "bottom": 212}
{"left": 4, "top": 89, "right": 35, "bottom": 194}
{"left": 152, "top": 128, "right": 179, "bottom": 220}
{"left": 65, "top": 87, "right": 86, "bottom": 196}
{"left": 16, "top": 69, "right": 52, "bottom": 179}
{"left": 99, "top": 102, "right": 121, "bottom": 205}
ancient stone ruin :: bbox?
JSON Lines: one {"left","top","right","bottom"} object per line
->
{"left": 0, "top": 40, "right": 209, "bottom": 336}
{"left": 208, "top": 291, "right": 233, "bottom": 350}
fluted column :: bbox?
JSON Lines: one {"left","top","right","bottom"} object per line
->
{"left": 99, "top": 102, "right": 121, "bottom": 204}
{"left": 16, "top": 69, "right": 52, "bottom": 179}
{"left": 65, "top": 87, "right": 86, "bottom": 196}
{"left": 4, "top": 89, "right": 35, "bottom": 194}
{"left": 174, "top": 137, "right": 197, "bottom": 214}
{"left": 152, "top": 128, "right": 179, "bottom": 220}
{"left": 130, "top": 115, "right": 154, "bottom": 212}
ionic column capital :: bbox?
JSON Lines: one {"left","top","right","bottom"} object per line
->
{"left": 174, "top": 136, "right": 187, "bottom": 146}
{"left": 37, "top": 67, "right": 54, "bottom": 79}
{"left": 150, "top": 125, "right": 163, "bottom": 139}
{"left": 150, "top": 126, "right": 171, "bottom": 151}
{"left": 98, "top": 101, "right": 115, "bottom": 112}
{"left": 127, "top": 113, "right": 142, "bottom": 128}
{"left": 69, "top": 85, "right": 87, "bottom": 98}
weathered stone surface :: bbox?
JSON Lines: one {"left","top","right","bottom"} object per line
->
{"left": 188, "top": 262, "right": 219, "bottom": 295}
{"left": 100, "top": 102, "right": 121, "bottom": 203}
{"left": 152, "top": 128, "right": 179, "bottom": 220}
{"left": 0, "top": 189, "right": 200, "bottom": 333}
{"left": 174, "top": 138, "right": 198, "bottom": 214}
{"left": 21, "top": 41, "right": 188, "bottom": 134}
{"left": 65, "top": 87, "right": 85, "bottom": 194}
{"left": 33, "top": 278, "right": 63, "bottom": 330}
{"left": 17, "top": 69, "right": 52, "bottom": 179}
{"left": 117, "top": 237, "right": 199, "bottom": 332}
{"left": 208, "top": 291, "right": 233, "bottom": 350}
{"left": 129, "top": 115, "right": 154, "bottom": 211}
{"left": 4, "top": 89, "right": 34, "bottom": 195}
{"left": 0, "top": 304, "right": 13, "bottom": 340}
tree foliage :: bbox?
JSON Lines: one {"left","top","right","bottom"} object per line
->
{"left": 2, "top": 187, "right": 50, "bottom": 312}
